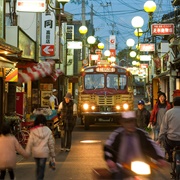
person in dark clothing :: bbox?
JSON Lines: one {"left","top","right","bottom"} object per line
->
{"left": 135, "top": 100, "right": 150, "bottom": 130}
{"left": 104, "top": 111, "right": 167, "bottom": 179}
{"left": 58, "top": 92, "right": 77, "bottom": 152}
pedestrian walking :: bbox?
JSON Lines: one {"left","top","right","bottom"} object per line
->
{"left": 158, "top": 96, "right": 180, "bottom": 162}
{"left": 135, "top": 100, "right": 150, "bottom": 130}
{"left": 58, "top": 92, "right": 77, "bottom": 152}
{"left": 149, "top": 92, "right": 171, "bottom": 141}
{"left": 26, "top": 114, "right": 55, "bottom": 180}
{"left": 0, "top": 122, "right": 28, "bottom": 180}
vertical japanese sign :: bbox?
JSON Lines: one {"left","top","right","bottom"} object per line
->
{"left": 66, "top": 25, "right": 74, "bottom": 40}
{"left": 41, "top": 12, "right": 55, "bottom": 56}
{"left": 109, "top": 35, "right": 116, "bottom": 57}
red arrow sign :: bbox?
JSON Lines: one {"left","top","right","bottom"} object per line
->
{"left": 41, "top": 45, "right": 54, "bottom": 56}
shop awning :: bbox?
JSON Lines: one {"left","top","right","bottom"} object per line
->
{"left": 17, "top": 60, "right": 63, "bottom": 83}
{"left": 0, "top": 56, "right": 14, "bottom": 68}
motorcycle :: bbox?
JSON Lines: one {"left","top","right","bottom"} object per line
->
{"left": 111, "top": 161, "right": 151, "bottom": 180}
{"left": 111, "top": 159, "right": 168, "bottom": 180}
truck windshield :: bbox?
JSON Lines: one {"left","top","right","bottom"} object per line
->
{"left": 85, "top": 74, "right": 104, "bottom": 89}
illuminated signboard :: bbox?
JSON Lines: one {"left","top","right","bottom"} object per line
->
{"left": 140, "top": 44, "right": 155, "bottom": 52}
{"left": 151, "top": 23, "right": 174, "bottom": 36}
{"left": 16, "top": 0, "right": 46, "bottom": 12}
{"left": 96, "top": 67, "right": 115, "bottom": 72}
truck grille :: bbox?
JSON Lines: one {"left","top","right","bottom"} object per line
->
{"left": 98, "top": 96, "right": 113, "bottom": 105}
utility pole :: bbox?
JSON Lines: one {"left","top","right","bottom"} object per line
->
{"left": 82, "top": 0, "right": 85, "bottom": 26}
{"left": 90, "top": 3, "right": 93, "bottom": 25}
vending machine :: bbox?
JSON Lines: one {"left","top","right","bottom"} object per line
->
{"left": 16, "top": 92, "right": 26, "bottom": 117}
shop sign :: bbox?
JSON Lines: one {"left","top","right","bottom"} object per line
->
{"left": 140, "top": 55, "right": 152, "bottom": 61}
{"left": 41, "top": 12, "right": 55, "bottom": 56}
{"left": 151, "top": 23, "right": 174, "bottom": 36}
{"left": 140, "top": 44, "right": 155, "bottom": 52}
{"left": 67, "top": 41, "right": 82, "bottom": 49}
{"left": 89, "top": 54, "right": 100, "bottom": 61}
{"left": 5, "top": 68, "right": 18, "bottom": 82}
{"left": 110, "top": 49, "right": 116, "bottom": 56}
{"left": 140, "top": 64, "right": 148, "bottom": 68}
{"left": 16, "top": 0, "right": 46, "bottom": 12}
{"left": 109, "top": 35, "right": 116, "bottom": 56}
{"left": 66, "top": 25, "right": 74, "bottom": 40}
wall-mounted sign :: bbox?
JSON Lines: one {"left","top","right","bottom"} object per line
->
{"left": 140, "top": 44, "right": 155, "bottom": 52}
{"left": 109, "top": 35, "right": 116, "bottom": 49}
{"left": 41, "top": 12, "right": 55, "bottom": 56}
{"left": 140, "top": 55, "right": 152, "bottom": 61}
{"left": 151, "top": 23, "right": 174, "bottom": 36}
{"left": 89, "top": 54, "right": 100, "bottom": 61}
{"left": 5, "top": 68, "right": 18, "bottom": 82}
{"left": 67, "top": 41, "right": 82, "bottom": 49}
{"left": 110, "top": 49, "right": 116, "bottom": 57}
{"left": 66, "top": 25, "right": 74, "bottom": 40}
{"left": 16, "top": 0, "right": 46, "bottom": 12}
{"left": 140, "top": 64, "right": 148, "bottom": 68}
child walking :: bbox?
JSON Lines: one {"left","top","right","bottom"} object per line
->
{"left": 26, "top": 114, "right": 55, "bottom": 180}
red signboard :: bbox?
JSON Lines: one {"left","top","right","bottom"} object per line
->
{"left": 41, "top": 45, "right": 55, "bottom": 56}
{"left": 110, "top": 49, "right": 116, "bottom": 56}
{"left": 140, "top": 64, "right": 148, "bottom": 68}
{"left": 151, "top": 23, "right": 174, "bottom": 35}
{"left": 140, "top": 44, "right": 155, "bottom": 52}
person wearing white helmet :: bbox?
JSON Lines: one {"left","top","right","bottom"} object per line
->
{"left": 104, "top": 111, "right": 167, "bottom": 179}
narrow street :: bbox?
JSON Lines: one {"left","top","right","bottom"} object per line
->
{"left": 12, "top": 122, "right": 172, "bottom": 180}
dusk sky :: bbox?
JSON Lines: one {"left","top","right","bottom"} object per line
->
{"left": 65, "top": 0, "right": 174, "bottom": 51}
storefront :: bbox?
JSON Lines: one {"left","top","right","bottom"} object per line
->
{"left": 0, "top": 40, "right": 22, "bottom": 125}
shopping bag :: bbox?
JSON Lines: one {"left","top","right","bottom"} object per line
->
{"left": 49, "top": 157, "right": 56, "bottom": 170}
{"left": 146, "top": 123, "right": 154, "bottom": 139}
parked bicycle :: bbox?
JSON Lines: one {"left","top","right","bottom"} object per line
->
{"left": 4, "top": 112, "right": 30, "bottom": 148}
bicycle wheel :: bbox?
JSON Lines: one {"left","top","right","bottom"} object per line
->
{"left": 15, "top": 130, "right": 29, "bottom": 148}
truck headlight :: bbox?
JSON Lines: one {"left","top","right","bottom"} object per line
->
{"left": 123, "top": 103, "right": 129, "bottom": 110}
{"left": 83, "top": 103, "right": 89, "bottom": 110}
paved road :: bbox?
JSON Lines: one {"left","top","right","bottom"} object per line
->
{"left": 11, "top": 123, "right": 172, "bottom": 180}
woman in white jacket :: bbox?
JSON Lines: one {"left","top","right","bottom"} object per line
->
{"left": 26, "top": 114, "right": 55, "bottom": 180}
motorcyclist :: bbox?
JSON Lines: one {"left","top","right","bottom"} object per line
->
{"left": 104, "top": 111, "right": 167, "bottom": 179}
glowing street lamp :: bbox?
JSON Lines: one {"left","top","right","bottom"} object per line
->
{"left": 131, "top": 16, "right": 144, "bottom": 29}
{"left": 104, "top": 50, "right": 111, "bottom": 57}
{"left": 130, "top": 51, "right": 137, "bottom": 58}
{"left": 144, "top": 0, "right": 157, "bottom": 14}
{"left": 98, "top": 43, "right": 104, "bottom": 50}
{"left": 126, "top": 38, "right": 135, "bottom": 48}
{"left": 87, "top": 36, "right": 96, "bottom": 44}
{"left": 79, "top": 26, "right": 88, "bottom": 35}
